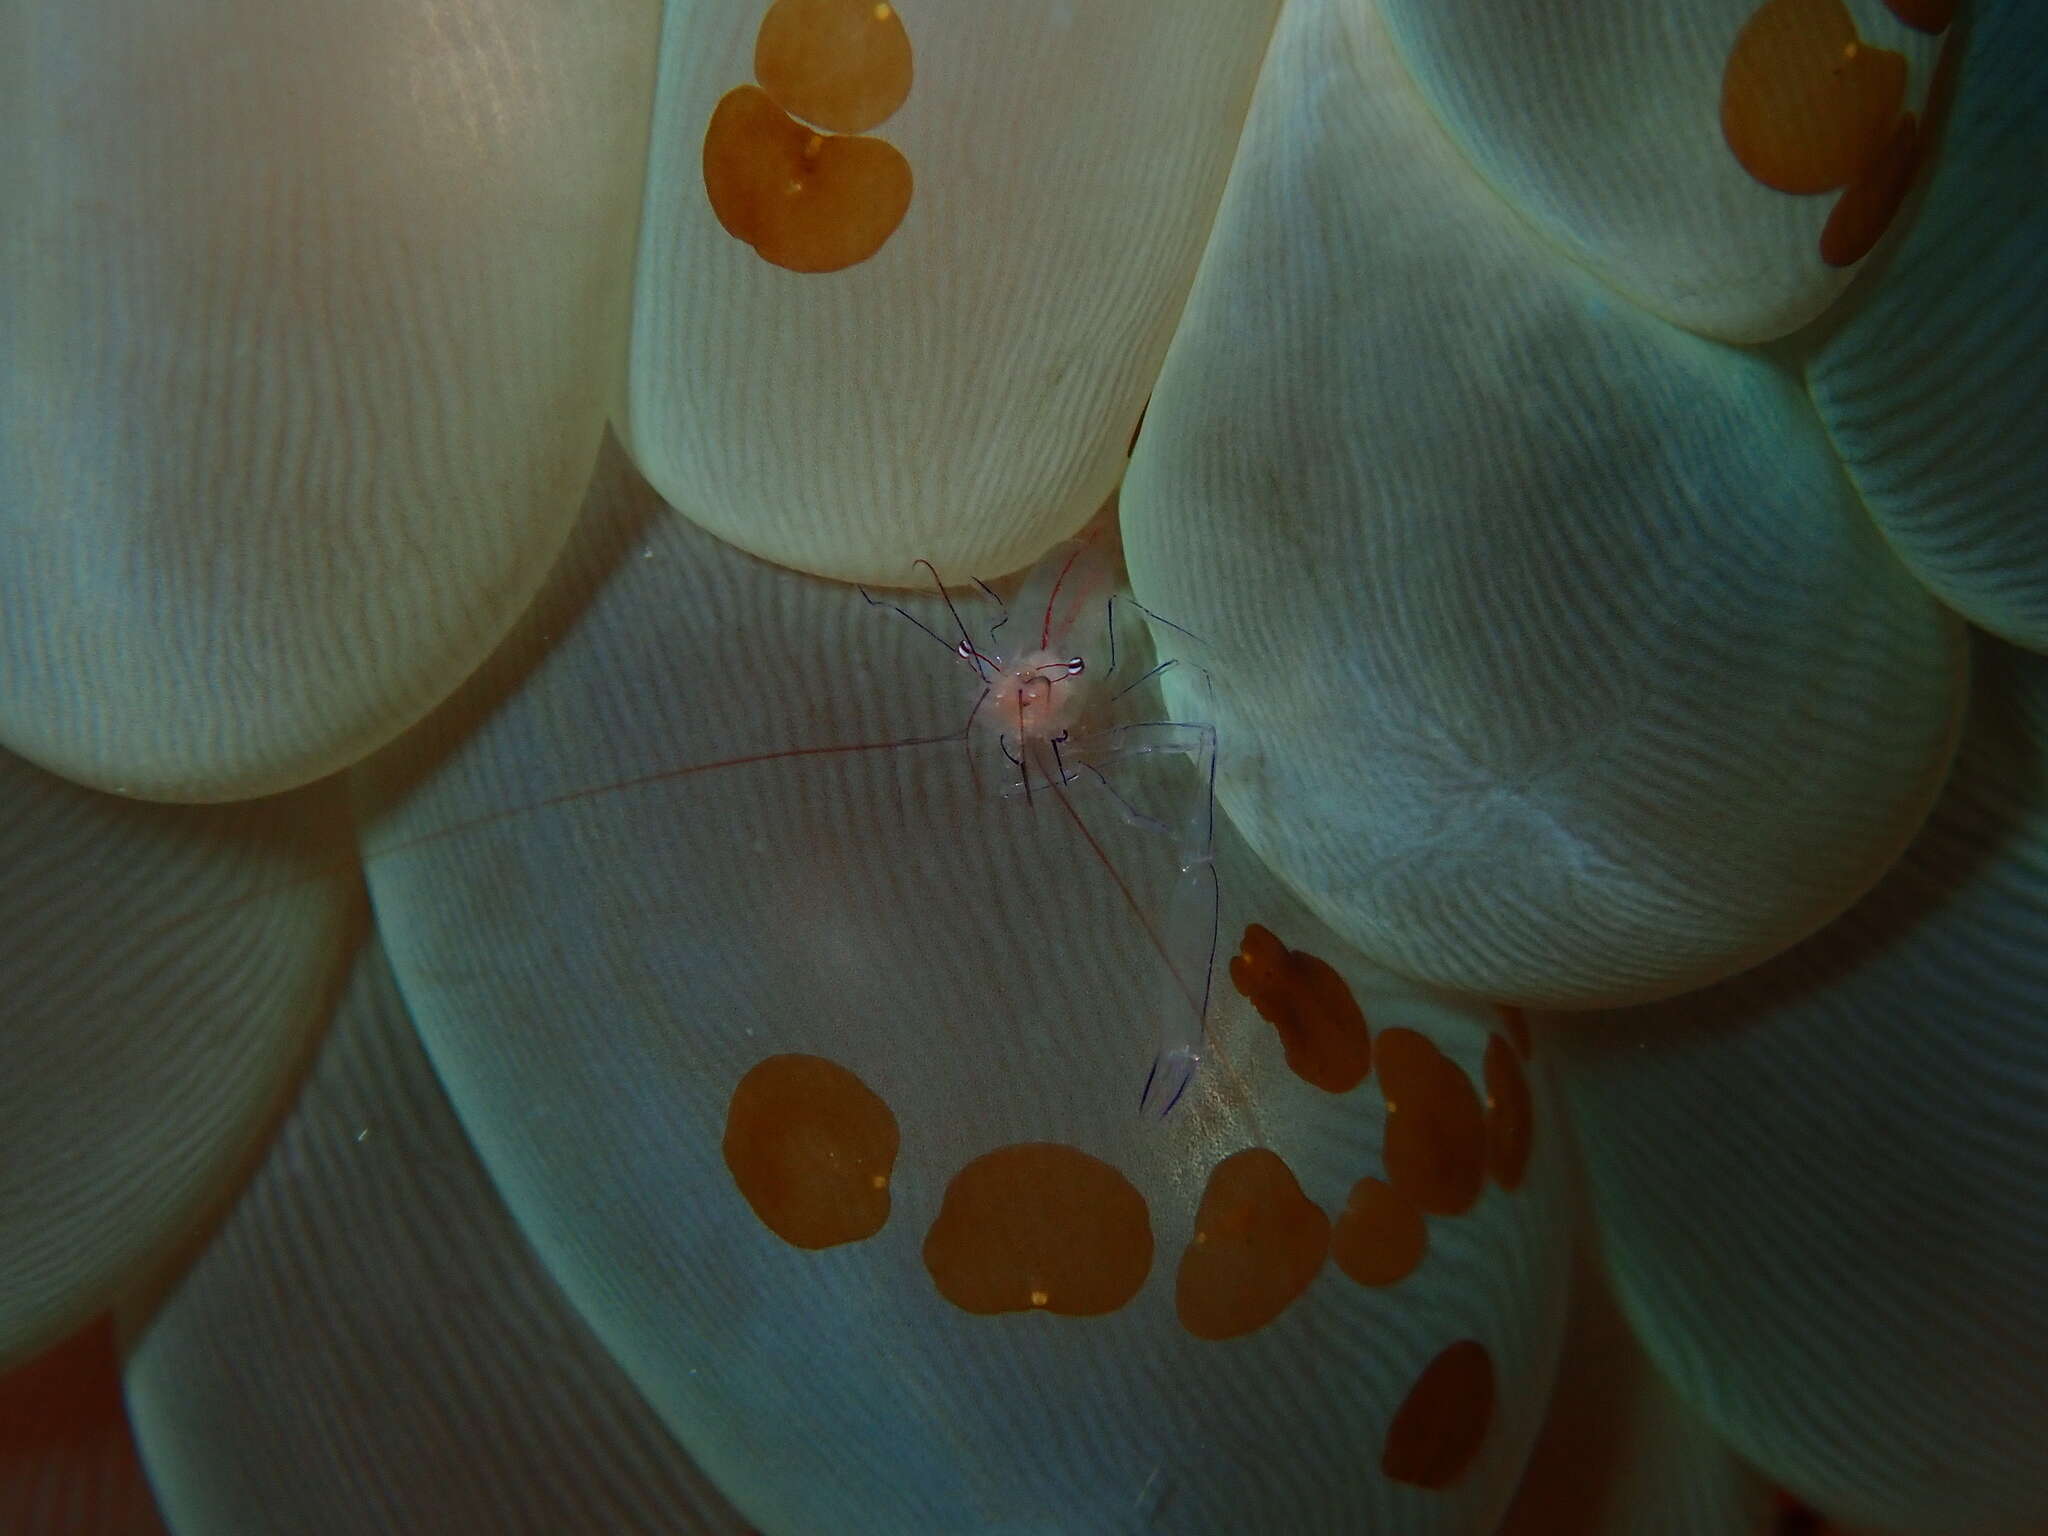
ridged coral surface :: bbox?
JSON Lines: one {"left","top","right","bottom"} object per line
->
{"left": 0, "top": 0, "right": 2039, "bottom": 1529}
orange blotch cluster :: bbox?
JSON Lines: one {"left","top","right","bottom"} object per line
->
{"left": 703, "top": 0, "right": 916, "bottom": 272}
{"left": 1719, "top": 0, "right": 1946, "bottom": 265}
{"left": 755, "top": 0, "right": 913, "bottom": 134}
{"left": 1483, "top": 1035, "right": 1534, "bottom": 1192}
{"left": 722, "top": 1053, "right": 900, "bottom": 1249}
{"left": 1381, "top": 1339, "right": 1495, "bottom": 1490}
{"left": 718, "top": 1010, "right": 1531, "bottom": 1454}
{"left": 1330, "top": 1175, "right": 1427, "bottom": 1288}
{"left": 1176, "top": 1149, "right": 1330, "bottom": 1340}
{"left": 1229, "top": 923, "right": 1373, "bottom": 1093}
{"left": 922, "top": 1143, "right": 1153, "bottom": 1316}
{"left": 1375, "top": 1028, "right": 1488, "bottom": 1217}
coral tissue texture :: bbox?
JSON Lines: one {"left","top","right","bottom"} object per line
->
{"left": 0, "top": 0, "right": 2042, "bottom": 1532}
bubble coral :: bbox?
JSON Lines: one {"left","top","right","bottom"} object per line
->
{"left": 2, "top": 0, "right": 2043, "bottom": 1530}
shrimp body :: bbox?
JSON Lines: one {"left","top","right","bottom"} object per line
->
{"left": 878, "top": 528, "right": 1220, "bottom": 1120}
{"left": 972, "top": 646, "right": 1089, "bottom": 760}
{"left": 987, "top": 534, "right": 1220, "bottom": 1118}
{"left": 952, "top": 532, "right": 1118, "bottom": 792}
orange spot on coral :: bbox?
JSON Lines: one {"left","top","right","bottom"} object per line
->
{"left": 1880, "top": 0, "right": 1958, "bottom": 33}
{"left": 1375, "top": 1029, "right": 1487, "bottom": 1217}
{"left": 1330, "top": 1175, "right": 1427, "bottom": 1288}
{"left": 1821, "top": 111, "right": 1922, "bottom": 265}
{"left": 703, "top": 84, "right": 911, "bottom": 273}
{"left": 923, "top": 1143, "right": 1151, "bottom": 1316}
{"left": 1176, "top": 1148, "right": 1329, "bottom": 1340}
{"left": 722, "top": 1053, "right": 899, "bottom": 1249}
{"left": 1382, "top": 1339, "right": 1495, "bottom": 1490}
{"left": 1229, "top": 923, "right": 1372, "bottom": 1093}
{"left": 755, "top": 0, "right": 914, "bottom": 134}
{"left": 1483, "top": 1035, "right": 1534, "bottom": 1192}
{"left": 1721, "top": 0, "right": 1908, "bottom": 194}
{"left": 1496, "top": 1004, "right": 1532, "bottom": 1059}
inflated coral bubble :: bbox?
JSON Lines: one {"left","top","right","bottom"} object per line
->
{"left": 1377, "top": 0, "right": 1940, "bottom": 341}
{"left": 1555, "top": 634, "right": 2048, "bottom": 1533}
{"left": 1123, "top": 0, "right": 1965, "bottom": 1010}
{"left": 345, "top": 415, "right": 1578, "bottom": 1533}
{"left": 630, "top": 0, "right": 1283, "bottom": 583}
{"left": 1805, "top": 0, "right": 2048, "bottom": 654}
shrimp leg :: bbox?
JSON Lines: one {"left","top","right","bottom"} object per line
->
{"left": 1062, "top": 721, "right": 1218, "bottom": 873}
{"left": 1140, "top": 854, "right": 1220, "bottom": 1119}
{"left": 1057, "top": 718, "right": 1220, "bottom": 1119}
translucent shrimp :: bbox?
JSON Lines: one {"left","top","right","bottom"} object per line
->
{"left": 865, "top": 527, "right": 1220, "bottom": 1118}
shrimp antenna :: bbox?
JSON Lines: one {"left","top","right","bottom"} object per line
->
{"left": 913, "top": 559, "right": 979, "bottom": 658}
{"left": 1124, "top": 596, "right": 1207, "bottom": 646}
{"left": 1110, "top": 658, "right": 1176, "bottom": 706}
{"left": 858, "top": 587, "right": 956, "bottom": 657}
{"left": 974, "top": 578, "right": 1010, "bottom": 651}
{"left": 1015, "top": 692, "right": 1034, "bottom": 807}
{"left": 1162, "top": 1072, "right": 1192, "bottom": 1118}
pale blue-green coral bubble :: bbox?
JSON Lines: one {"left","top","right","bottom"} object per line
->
{"left": 1555, "top": 632, "right": 2048, "bottom": 1535}
{"left": 1381, "top": 0, "right": 1944, "bottom": 343}
{"left": 1123, "top": 0, "right": 1965, "bottom": 1010}
{"left": 353, "top": 439, "right": 1572, "bottom": 1532}
{"left": 0, "top": 0, "right": 658, "bottom": 801}
{"left": 1808, "top": 0, "right": 2048, "bottom": 653}
{"left": 0, "top": 749, "right": 353, "bottom": 1369}
{"left": 621, "top": 0, "right": 1280, "bottom": 586}
{"left": 122, "top": 932, "right": 748, "bottom": 1536}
